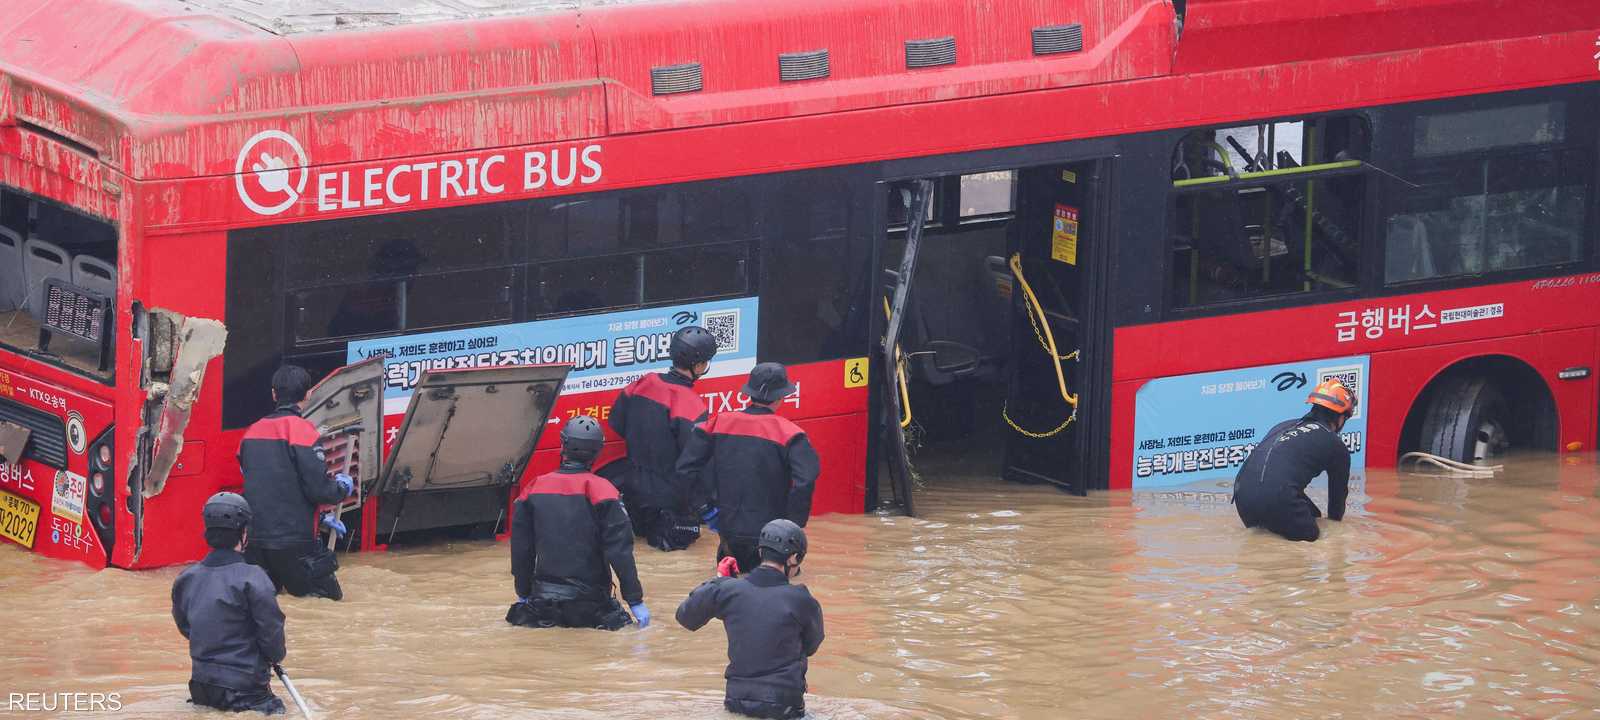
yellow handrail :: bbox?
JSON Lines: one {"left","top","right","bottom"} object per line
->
{"left": 882, "top": 297, "right": 913, "bottom": 429}
{"left": 1008, "top": 254, "right": 1077, "bottom": 407}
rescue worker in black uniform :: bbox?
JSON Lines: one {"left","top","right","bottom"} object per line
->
{"left": 676, "top": 519, "right": 825, "bottom": 720}
{"left": 609, "top": 325, "right": 718, "bottom": 551}
{"left": 507, "top": 416, "right": 649, "bottom": 630}
{"left": 238, "top": 365, "right": 354, "bottom": 600}
{"left": 1233, "top": 379, "right": 1357, "bottom": 542}
{"left": 678, "top": 362, "right": 820, "bottom": 575}
{"left": 171, "top": 492, "right": 288, "bottom": 715}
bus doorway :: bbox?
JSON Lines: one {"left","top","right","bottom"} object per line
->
{"left": 879, "top": 160, "right": 1105, "bottom": 507}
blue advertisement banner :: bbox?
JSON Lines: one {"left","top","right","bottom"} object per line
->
{"left": 347, "top": 297, "right": 759, "bottom": 410}
{"left": 1131, "top": 355, "right": 1369, "bottom": 490}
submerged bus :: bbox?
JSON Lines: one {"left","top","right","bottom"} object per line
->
{"left": 1, "top": 0, "right": 1596, "bottom": 568}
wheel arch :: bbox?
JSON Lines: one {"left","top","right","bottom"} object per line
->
{"left": 1397, "top": 353, "right": 1559, "bottom": 460}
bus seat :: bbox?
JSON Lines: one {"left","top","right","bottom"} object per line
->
{"left": 984, "top": 255, "right": 1013, "bottom": 304}
{"left": 0, "top": 227, "right": 24, "bottom": 312}
{"left": 21, "top": 236, "right": 71, "bottom": 317}
{"left": 893, "top": 235, "right": 1007, "bottom": 387}
{"left": 1384, "top": 215, "right": 1436, "bottom": 282}
{"left": 980, "top": 255, "right": 1013, "bottom": 349}
{"left": 71, "top": 255, "right": 117, "bottom": 301}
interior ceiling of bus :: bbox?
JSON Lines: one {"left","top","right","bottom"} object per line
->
{"left": 176, "top": 0, "right": 649, "bottom": 34}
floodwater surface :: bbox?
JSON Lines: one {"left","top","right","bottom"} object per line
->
{"left": 1, "top": 456, "right": 1597, "bottom": 719}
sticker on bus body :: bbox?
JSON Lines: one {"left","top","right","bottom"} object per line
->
{"left": 346, "top": 297, "right": 760, "bottom": 415}
{"left": 1131, "top": 355, "right": 1370, "bottom": 490}
{"left": 50, "top": 470, "right": 86, "bottom": 526}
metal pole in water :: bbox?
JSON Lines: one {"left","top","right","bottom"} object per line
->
{"left": 273, "top": 664, "right": 316, "bottom": 720}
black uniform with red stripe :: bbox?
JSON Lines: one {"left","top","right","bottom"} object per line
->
{"left": 679, "top": 406, "right": 819, "bottom": 572}
{"left": 609, "top": 371, "right": 707, "bottom": 546}
{"left": 509, "top": 465, "right": 644, "bottom": 618}
{"left": 237, "top": 405, "right": 346, "bottom": 598}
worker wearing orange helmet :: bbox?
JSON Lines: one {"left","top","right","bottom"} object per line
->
{"left": 1232, "top": 379, "right": 1358, "bottom": 541}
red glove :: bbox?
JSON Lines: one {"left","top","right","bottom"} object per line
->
{"left": 717, "top": 556, "right": 740, "bottom": 578}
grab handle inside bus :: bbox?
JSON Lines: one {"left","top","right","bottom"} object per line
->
{"left": 1008, "top": 253, "right": 1077, "bottom": 408}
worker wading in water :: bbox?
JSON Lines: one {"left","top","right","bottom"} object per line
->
{"left": 678, "top": 362, "right": 819, "bottom": 575}
{"left": 238, "top": 365, "right": 354, "bottom": 600}
{"left": 1233, "top": 379, "right": 1357, "bottom": 542}
{"left": 171, "top": 493, "right": 288, "bottom": 715}
{"left": 676, "top": 519, "right": 824, "bottom": 719}
{"left": 609, "top": 325, "right": 719, "bottom": 551}
{"left": 507, "top": 416, "right": 649, "bottom": 630}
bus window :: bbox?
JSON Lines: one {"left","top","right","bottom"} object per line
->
{"left": 960, "top": 171, "right": 1016, "bottom": 217}
{"left": 1384, "top": 101, "right": 1590, "bottom": 283}
{"left": 292, "top": 281, "right": 402, "bottom": 342}
{"left": 406, "top": 268, "right": 514, "bottom": 331}
{"left": 0, "top": 188, "right": 117, "bottom": 378}
{"left": 1413, "top": 102, "right": 1566, "bottom": 157}
{"left": 223, "top": 167, "right": 863, "bottom": 428}
{"left": 286, "top": 212, "right": 512, "bottom": 286}
{"left": 888, "top": 183, "right": 939, "bottom": 229}
{"left": 532, "top": 254, "right": 640, "bottom": 317}
{"left": 1169, "top": 117, "right": 1369, "bottom": 308}
{"left": 644, "top": 242, "right": 750, "bottom": 304}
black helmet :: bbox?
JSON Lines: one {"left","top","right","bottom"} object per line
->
{"left": 202, "top": 492, "right": 252, "bottom": 531}
{"left": 560, "top": 416, "right": 605, "bottom": 460}
{"left": 742, "top": 362, "right": 797, "bottom": 404}
{"left": 758, "top": 519, "right": 807, "bottom": 562}
{"left": 669, "top": 326, "right": 719, "bottom": 369}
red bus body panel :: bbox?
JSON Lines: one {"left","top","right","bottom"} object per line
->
{"left": 1110, "top": 274, "right": 1600, "bottom": 490}
{"left": 0, "top": 0, "right": 1596, "bottom": 566}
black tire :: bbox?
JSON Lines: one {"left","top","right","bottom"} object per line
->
{"left": 1418, "top": 375, "right": 1509, "bottom": 464}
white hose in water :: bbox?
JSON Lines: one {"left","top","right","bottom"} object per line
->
{"left": 1398, "top": 451, "right": 1503, "bottom": 478}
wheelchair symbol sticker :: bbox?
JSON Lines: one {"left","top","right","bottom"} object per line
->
{"left": 844, "top": 358, "right": 869, "bottom": 389}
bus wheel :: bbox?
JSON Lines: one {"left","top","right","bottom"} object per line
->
{"left": 1418, "top": 375, "right": 1510, "bottom": 464}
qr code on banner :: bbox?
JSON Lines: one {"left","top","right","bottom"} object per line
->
{"left": 702, "top": 309, "right": 741, "bottom": 354}
{"left": 1316, "top": 364, "right": 1364, "bottom": 419}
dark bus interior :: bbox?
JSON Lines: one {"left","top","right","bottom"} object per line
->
{"left": 879, "top": 160, "right": 1104, "bottom": 500}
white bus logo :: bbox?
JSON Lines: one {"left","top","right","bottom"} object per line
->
{"left": 235, "top": 130, "right": 309, "bottom": 216}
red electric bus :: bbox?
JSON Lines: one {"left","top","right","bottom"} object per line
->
{"left": 1, "top": 0, "right": 1596, "bottom": 568}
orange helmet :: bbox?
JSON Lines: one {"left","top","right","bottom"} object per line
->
{"left": 1306, "top": 379, "right": 1357, "bottom": 415}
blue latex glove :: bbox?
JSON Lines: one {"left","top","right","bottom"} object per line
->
{"left": 320, "top": 512, "right": 347, "bottom": 538}
{"left": 701, "top": 507, "right": 721, "bottom": 534}
{"left": 630, "top": 603, "right": 651, "bottom": 628}
{"left": 333, "top": 473, "right": 355, "bottom": 497}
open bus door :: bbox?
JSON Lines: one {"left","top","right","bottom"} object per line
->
{"left": 1002, "top": 162, "right": 1100, "bottom": 494}
{"left": 880, "top": 179, "right": 935, "bottom": 516}
{"left": 875, "top": 160, "right": 1109, "bottom": 507}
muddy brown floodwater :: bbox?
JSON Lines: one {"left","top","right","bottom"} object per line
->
{"left": 2, "top": 455, "right": 1598, "bottom": 719}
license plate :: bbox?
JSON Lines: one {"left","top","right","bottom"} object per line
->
{"left": 0, "top": 489, "right": 40, "bottom": 548}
